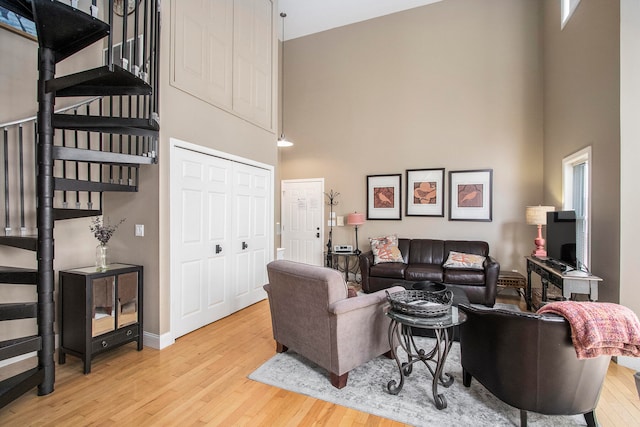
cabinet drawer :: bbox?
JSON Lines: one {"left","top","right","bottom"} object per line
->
{"left": 92, "top": 324, "right": 139, "bottom": 353}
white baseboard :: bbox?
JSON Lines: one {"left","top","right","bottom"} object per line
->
{"left": 143, "top": 330, "right": 174, "bottom": 349}
{"left": 617, "top": 355, "right": 640, "bottom": 372}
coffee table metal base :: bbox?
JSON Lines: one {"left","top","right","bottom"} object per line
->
{"left": 387, "top": 320, "right": 455, "bottom": 409}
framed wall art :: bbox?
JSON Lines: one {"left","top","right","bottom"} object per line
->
{"left": 406, "top": 168, "right": 445, "bottom": 217}
{"left": 449, "top": 169, "right": 493, "bottom": 221}
{"left": 367, "top": 174, "right": 402, "bottom": 220}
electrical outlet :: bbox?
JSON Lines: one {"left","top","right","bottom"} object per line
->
{"left": 135, "top": 224, "right": 144, "bottom": 237}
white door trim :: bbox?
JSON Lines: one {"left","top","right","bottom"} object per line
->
{"left": 169, "top": 137, "right": 274, "bottom": 342}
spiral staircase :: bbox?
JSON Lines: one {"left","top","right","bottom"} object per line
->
{"left": 0, "top": 0, "right": 159, "bottom": 408}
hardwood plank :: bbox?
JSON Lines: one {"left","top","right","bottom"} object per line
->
{"left": 0, "top": 297, "right": 637, "bottom": 426}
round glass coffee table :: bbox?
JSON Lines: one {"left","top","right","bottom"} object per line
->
{"left": 386, "top": 306, "right": 467, "bottom": 409}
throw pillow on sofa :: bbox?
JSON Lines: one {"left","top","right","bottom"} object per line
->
{"left": 369, "top": 235, "right": 404, "bottom": 264}
{"left": 443, "top": 251, "right": 485, "bottom": 270}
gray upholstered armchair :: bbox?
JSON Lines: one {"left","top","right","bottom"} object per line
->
{"left": 264, "top": 260, "right": 404, "bottom": 388}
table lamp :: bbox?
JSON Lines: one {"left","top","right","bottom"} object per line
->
{"left": 347, "top": 212, "right": 365, "bottom": 255}
{"left": 525, "top": 205, "right": 555, "bottom": 257}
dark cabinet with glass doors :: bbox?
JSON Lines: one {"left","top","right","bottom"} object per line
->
{"left": 58, "top": 264, "right": 143, "bottom": 374}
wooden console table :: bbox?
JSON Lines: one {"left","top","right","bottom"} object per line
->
{"left": 525, "top": 256, "right": 602, "bottom": 311}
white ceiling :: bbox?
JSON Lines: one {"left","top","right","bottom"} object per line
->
{"left": 277, "top": 0, "right": 443, "bottom": 41}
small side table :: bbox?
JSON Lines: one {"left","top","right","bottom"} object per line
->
{"left": 325, "top": 251, "right": 360, "bottom": 282}
{"left": 497, "top": 271, "right": 526, "bottom": 297}
{"left": 386, "top": 307, "right": 467, "bottom": 409}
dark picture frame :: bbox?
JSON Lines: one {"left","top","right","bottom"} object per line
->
{"left": 405, "top": 168, "right": 445, "bottom": 217}
{"left": 367, "top": 174, "right": 402, "bottom": 220}
{"left": 448, "top": 169, "right": 493, "bottom": 221}
{"left": 0, "top": 6, "right": 37, "bottom": 41}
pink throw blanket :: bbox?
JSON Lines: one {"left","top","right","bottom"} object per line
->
{"left": 537, "top": 301, "right": 640, "bottom": 359}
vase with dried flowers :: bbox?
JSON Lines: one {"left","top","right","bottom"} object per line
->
{"left": 90, "top": 217, "right": 125, "bottom": 270}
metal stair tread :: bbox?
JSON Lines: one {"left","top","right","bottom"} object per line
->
{"left": 54, "top": 177, "right": 138, "bottom": 193}
{"left": 0, "top": 266, "right": 37, "bottom": 284}
{"left": 47, "top": 65, "right": 152, "bottom": 97}
{"left": 53, "top": 114, "right": 160, "bottom": 137}
{"left": 0, "top": 336, "right": 42, "bottom": 362}
{"left": 32, "top": 0, "right": 109, "bottom": 63}
{"left": 0, "top": 367, "right": 44, "bottom": 410}
{"left": 0, "top": 303, "right": 37, "bottom": 321}
{"left": 0, "top": 236, "right": 37, "bottom": 252}
{"left": 54, "top": 208, "right": 102, "bottom": 221}
{"left": 52, "top": 146, "right": 155, "bottom": 164}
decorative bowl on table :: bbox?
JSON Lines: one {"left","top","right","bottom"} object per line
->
{"left": 385, "top": 289, "right": 453, "bottom": 318}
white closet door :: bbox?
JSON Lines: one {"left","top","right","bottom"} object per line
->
{"left": 172, "top": 0, "right": 234, "bottom": 108}
{"left": 232, "top": 163, "right": 270, "bottom": 309}
{"left": 172, "top": 146, "right": 270, "bottom": 339}
{"left": 233, "top": 0, "right": 272, "bottom": 128}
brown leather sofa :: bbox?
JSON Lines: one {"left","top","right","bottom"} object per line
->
{"left": 358, "top": 239, "right": 499, "bottom": 306}
{"left": 459, "top": 304, "right": 611, "bottom": 427}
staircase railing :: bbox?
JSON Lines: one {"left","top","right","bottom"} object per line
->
{"left": 103, "top": 0, "right": 161, "bottom": 119}
{"left": 1, "top": 97, "right": 93, "bottom": 235}
{"left": 0, "top": 0, "right": 160, "bottom": 236}
{"left": 0, "top": 0, "right": 160, "bottom": 405}
{"left": 1, "top": 95, "right": 158, "bottom": 235}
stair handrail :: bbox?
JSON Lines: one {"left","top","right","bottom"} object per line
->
{"left": 0, "top": 96, "right": 103, "bottom": 128}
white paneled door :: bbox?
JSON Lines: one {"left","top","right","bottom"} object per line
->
{"left": 281, "top": 179, "right": 324, "bottom": 266}
{"left": 172, "top": 145, "right": 271, "bottom": 339}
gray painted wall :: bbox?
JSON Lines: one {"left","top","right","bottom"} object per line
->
{"left": 279, "top": 0, "right": 544, "bottom": 274}
{"left": 542, "top": 0, "right": 620, "bottom": 303}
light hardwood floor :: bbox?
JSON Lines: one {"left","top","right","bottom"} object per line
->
{"left": 1, "top": 294, "right": 639, "bottom": 426}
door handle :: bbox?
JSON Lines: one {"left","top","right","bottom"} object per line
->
{"left": 215, "top": 244, "right": 222, "bottom": 254}
{"left": 242, "top": 242, "right": 248, "bottom": 250}
{"left": 316, "top": 232, "right": 320, "bottom": 238}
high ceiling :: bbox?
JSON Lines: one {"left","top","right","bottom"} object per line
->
{"left": 277, "top": 0, "right": 443, "bottom": 41}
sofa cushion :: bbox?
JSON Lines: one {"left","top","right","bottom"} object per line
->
{"left": 405, "top": 264, "right": 444, "bottom": 282}
{"left": 370, "top": 262, "right": 406, "bottom": 279}
{"left": 444, "top": 268, "right": 485, "bottom": 285}
{"left": 408, "top": 239, "right": 445, "bottom": 265}
{"left": 444, "top": 240, "right": 489, "bottom": 257}
{"left": 369, "top": 235, "right": 404, "bottom": 264}
{"left": 443, "top": 251, "right": 486, "bottom": 270}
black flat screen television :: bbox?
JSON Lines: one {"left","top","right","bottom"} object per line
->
{"left": 546, "top": 210, "right": 577, "bottom": 268}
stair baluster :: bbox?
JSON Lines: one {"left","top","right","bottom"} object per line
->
{"left": 18, "top": 125, "right": 26, "bottom": 234}
{"left": 3, "top": 127, "right": 9, "bottom": 235}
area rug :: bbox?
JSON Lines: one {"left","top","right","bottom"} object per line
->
{"left": 249, "top": 337, "right": 587, "bottom": 427}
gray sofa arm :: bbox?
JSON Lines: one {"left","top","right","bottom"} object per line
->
{"left": 328, "top": 286, "right": 404, "bottom": 315}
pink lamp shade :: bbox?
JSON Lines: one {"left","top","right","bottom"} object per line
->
{"left": 525, "top": 205, "right": 555, "bottom": 257}
{"left": 347, "top": 212, "right": 365, "bottom": 254}
{"left": 347, "top": 212, "right": 365, "bottom": 226}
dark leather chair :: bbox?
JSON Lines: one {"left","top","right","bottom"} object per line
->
{"left": 459, "top": 304, "right": 611, "bottom": 427}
